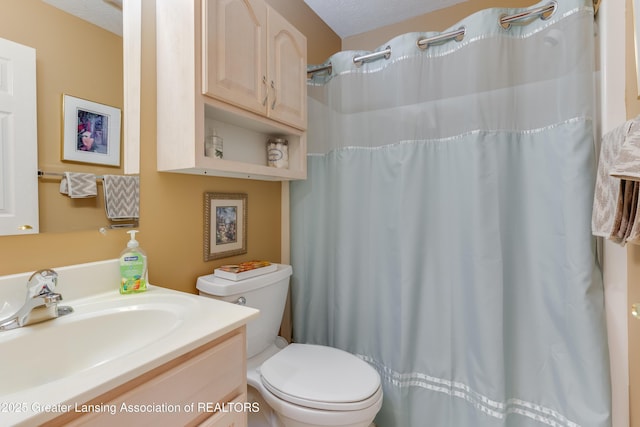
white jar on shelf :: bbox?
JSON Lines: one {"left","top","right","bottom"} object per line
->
{"left": 267, "top": 137, "right": 288, "bottom": 168}
{"left": 205, "top": 129, "right": 223, "bottom": 159}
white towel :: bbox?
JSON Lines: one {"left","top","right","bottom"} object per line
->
{"left": 610, "top": 120, "right": 640, "bottom": 181}
{"left": 592, "top": 120, "right": 633, "bottom": 239}
{"left": 59, "top": 172, "right": 97, "bottom": 198}
{"left": 102, "top": 175, "right": 140, "bottom": 220}
{"left": 592, "top": 116, "right": 640, "bottom": 245}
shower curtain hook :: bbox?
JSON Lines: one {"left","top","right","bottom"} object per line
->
{"left": 416, "top": 26, "right": 466, "bottom": 51}
{"left": 499, "top": 1, "right": 557, "bottom": 30}
{"left": 352, "top": 45, "right": 392, "bottom": 67}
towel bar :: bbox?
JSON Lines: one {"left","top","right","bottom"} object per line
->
{"left": 37, "top": 170, "right": 105, "bottom": 180}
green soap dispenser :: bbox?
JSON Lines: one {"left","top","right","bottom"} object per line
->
{"left": 119, "top": 230, "right": 148, "bottom": 294}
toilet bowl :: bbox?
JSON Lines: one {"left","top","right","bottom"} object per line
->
{"left": 196, "top": 264, "right": 383, "bottom": 427}
{"left": 246, "top": 340, "right": 382, "bottom": 427}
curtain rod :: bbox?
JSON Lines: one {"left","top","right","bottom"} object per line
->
{"left": 307, "top": 1, "right": 564, "bottom": 76}
{"left": 307, "top": 63, "right": 333, "bottom": 76}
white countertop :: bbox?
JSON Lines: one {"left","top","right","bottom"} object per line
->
{"left": 0, "top": 260, "right": 258, "bottom": 426}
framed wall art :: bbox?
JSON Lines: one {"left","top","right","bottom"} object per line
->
{"left": 62, "top": 94, "right": 121, "bottom": 166}
{"left": 204, "top": 192, "right": 247, "bottom": 261}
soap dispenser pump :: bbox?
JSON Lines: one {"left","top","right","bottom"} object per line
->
{"left": 119, "top": 230, "right": 148, "bottom": 294}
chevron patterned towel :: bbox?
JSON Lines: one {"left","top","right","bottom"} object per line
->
{"left": 59, "top": 172, "right": 98, "bottom": 198}
{"left": 103, "top": 175, "right": 140, "bottom": 220}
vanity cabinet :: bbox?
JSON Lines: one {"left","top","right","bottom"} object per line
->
{"left": 156, "top": 0, "right": 307, "bottom": 181}
{"left": 45, "top": 328, "right": 248, "bottom": 427}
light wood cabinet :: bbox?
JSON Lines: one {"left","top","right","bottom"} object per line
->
{"left": 266, "top": 7, "right": 307, "bottom": 130}
{"left": 157, "top": 0, "right": 307, "bottom": 181}
{"left": 197, "top": 394, "right": 248, "bottom": 427}
{"left": 202, "top": 0, "right": 266, "bottom": 118}
{"left": 45, "top": 328, "right": 248, "bottom": 427}
{"left": 203, "top": 0, "right": 307, "bottom": 131}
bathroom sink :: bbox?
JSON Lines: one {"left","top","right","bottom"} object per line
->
{"left": 0, "top": 262, "right": 259, "bottom": 427}
{"left": 0, "top": 292, "right": 187, "bottom": 395}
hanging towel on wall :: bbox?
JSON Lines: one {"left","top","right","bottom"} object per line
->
{"left": 102, "top": 175, "right": 140, "bottom": 220}
{"left": 610, "top": 121, "right": 640, "bottom": 180}
{"left": 610, "top": 180, "right": 638, "bottom": 244}
{"left": 59, "top": 172, "right": 97, "bottom": 198}
{"left": 592, "top": 117, "right": 640, "bottom": 244}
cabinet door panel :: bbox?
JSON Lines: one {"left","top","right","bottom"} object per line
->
{"left": 63, "top": 334, "right": 245, "bottom": 426}
{"left": 267, "top": 9, "right": 307, "bottom": 130}
{"left": 203, "top": 0, "right": 267, "bottom": 115}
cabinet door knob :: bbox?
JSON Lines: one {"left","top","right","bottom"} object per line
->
{"left": 633, "top": 303, "right": 640, "bottom": 319}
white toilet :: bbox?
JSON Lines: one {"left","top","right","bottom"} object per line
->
{"left": 197, "top": 264, "right": 383, "bottom": 427}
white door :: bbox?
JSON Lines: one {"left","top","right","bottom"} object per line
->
{"left": 0, "top": 37, "right": 38, "bottom": 235}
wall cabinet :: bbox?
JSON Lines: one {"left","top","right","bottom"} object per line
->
{"left": 45, "top": 328, "right": 247, "bottom": 427}
{"left": 203, "top": 0, "right": 307, "bottom": 131}
{"left": 156, "top": 0, "right": 307, "bottom": 181}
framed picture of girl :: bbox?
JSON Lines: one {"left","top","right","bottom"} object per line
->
{"left": 62, "top": 94, "right": 121, "bottom": 166}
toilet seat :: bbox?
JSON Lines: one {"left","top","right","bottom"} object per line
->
{"left": 260, "top": 343, "right": 381, "bottom": 411}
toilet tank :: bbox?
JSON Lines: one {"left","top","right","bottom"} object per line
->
{"left": 196, "top": 264, "right": 292, "bottom": 359}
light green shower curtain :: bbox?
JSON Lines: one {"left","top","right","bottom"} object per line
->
{"left": 291, "top": 1, "right": 611, "bottom": 426}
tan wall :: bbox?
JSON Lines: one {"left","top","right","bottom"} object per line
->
{"left": 133, "top": 0, "right": 278, "bottom": 294}
{"left": 265, "top": 0, "right": 341, "bottom": 64}
{"left": 626, "top": 0, "right": 640, "bottom": 424}
{"left": 0, "top": 0, "right": 340, "bottom": 296}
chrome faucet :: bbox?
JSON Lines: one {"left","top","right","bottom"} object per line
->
{"left": 0, "top": 269, "right": 73, "bottom": 331}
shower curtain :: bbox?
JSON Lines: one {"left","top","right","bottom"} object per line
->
{"left": 290, "top": 1, "right": 611, "bottom": 426}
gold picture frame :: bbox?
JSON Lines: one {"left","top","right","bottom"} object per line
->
{"left": 204, "top": 192, "right": 247, "bottom": 261}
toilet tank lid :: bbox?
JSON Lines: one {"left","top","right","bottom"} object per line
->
{"left": 196, "top": 264, "right": 292, "bottom": 296}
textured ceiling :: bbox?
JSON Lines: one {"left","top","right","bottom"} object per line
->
{"left": 43, "top": 0, "right": 467, "bottom": 40}
{"left": 42, "top": 0, "right": 123, "bottom": 36}
{"left": 303, "top": 0, "right": 468, "bottom": 38}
